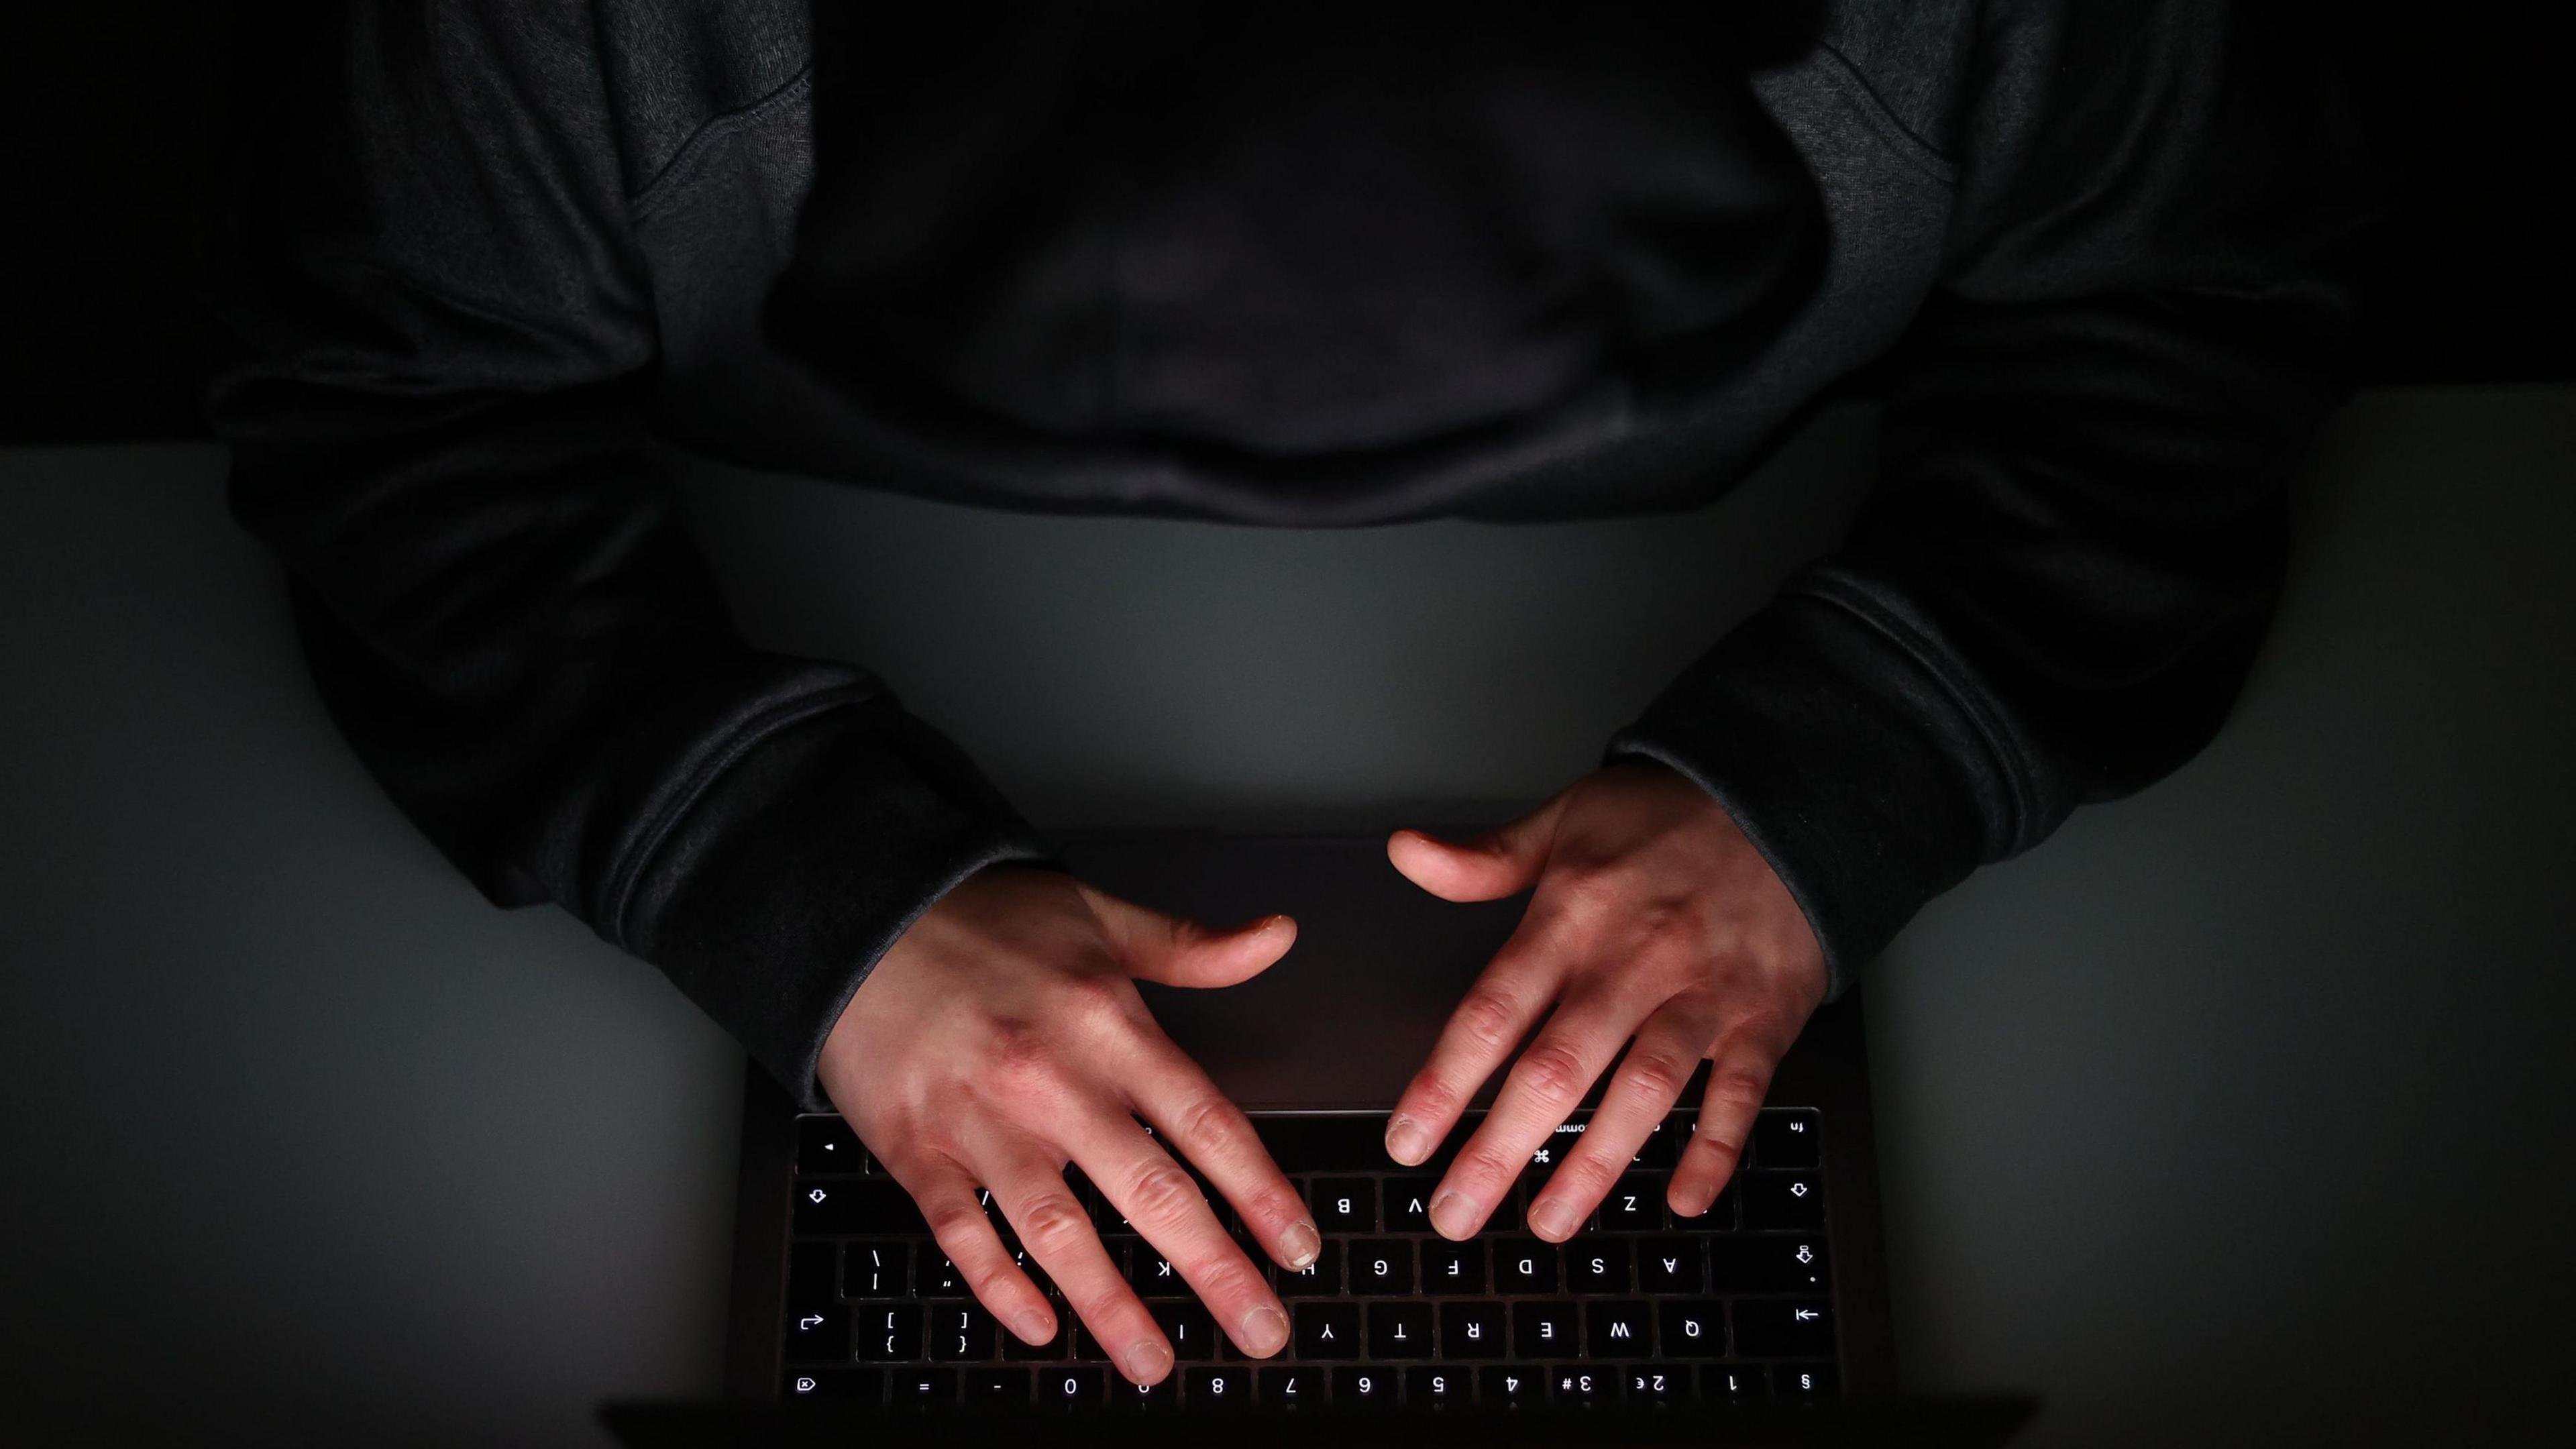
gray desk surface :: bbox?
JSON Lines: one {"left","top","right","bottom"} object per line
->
{"left": 3, "top": 388, "right": 2571, "bottom": 1446}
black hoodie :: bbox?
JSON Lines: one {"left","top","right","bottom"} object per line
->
{"left": 204, "top": 0, "right": 2362, "bottom": 1109}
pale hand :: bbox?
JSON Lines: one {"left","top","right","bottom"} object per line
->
{"left": 1383, "top": 759, "right": 1829, "bottom": 1240}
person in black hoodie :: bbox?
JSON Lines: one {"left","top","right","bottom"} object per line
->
{"left": 204, "top": 0, "right": 2362, "bottom": 1386}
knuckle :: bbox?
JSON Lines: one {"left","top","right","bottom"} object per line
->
{"left": 1549, "top": 863, "right": 1627, "bottom": 918}
{"left": 1509, "top": 1040, "right": 1591, "bottom": 1106}
{"left": 1124, "top": 1161, "right": 1205, "bottom": 1230}
{"left": 1057, "top": 972, "right": 1138, "bottom": 1032}
{"left": 1171, "top": 1093, "right": 1244, "bottom": 1163}
{"left": 928, "top": 1205, "right": 995, "bottom": 1252}
{"left": 1706, "top": 1062, "right": 1773, "bottom": 1115}
{"left": 1457, "top": 1145, "right": 1523, "bottom": 1193}
{"left": 981, "top": 1020, "right": 1062, "bottom": 1097}
{"left": 1452, "top": 989, "right": 1525, "bottom": 1055}
{"left": 1187, "top": 1254, "right": 1265, "bottom": 1307}
{"left": 1238, "top": 1183, "right": 1306, "bottom": 1232}
{"left": 1621, "top": 1050, "right": 1694, "bottom": 1106}
{"left": 1019, "top": 1193, "right": 1095, "bottom": 1256}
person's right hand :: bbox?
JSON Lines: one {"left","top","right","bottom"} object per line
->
{"left": 816, "top": 861, "right": 1319, "bottom": 1387}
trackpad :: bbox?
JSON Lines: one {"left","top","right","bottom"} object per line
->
{"left": 1056, "top": 832, "right": 1524, "bottom": 1111}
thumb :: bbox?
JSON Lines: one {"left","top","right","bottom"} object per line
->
{"left": 1077, "top": 883, "right": 1299, "bottom": 989}
{"left": 1388, "top": 797, "right": 1564, "bottom": 902}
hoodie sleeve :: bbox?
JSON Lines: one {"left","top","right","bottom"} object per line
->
{"left": 203, "top": 0, "right": 1064, "bottom": 1110}
{"left": 1603, "top": 0, "right": 2367, "bottom": 997}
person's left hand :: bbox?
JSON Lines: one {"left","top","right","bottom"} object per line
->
{"left": 1381, "top": 759, "right": 1829, "bottom": 1242}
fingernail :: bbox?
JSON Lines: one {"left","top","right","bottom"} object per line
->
{"left": 1124, "top": 1337, "right": 1173, "bottom": 1385}
{"left": 1429, "top": 1189, "right": 1481, "bottom": 1240}
{"left": 1527, "top": 1197, "right": 1574, "bottom": 1241}
{"left": 1672, "top": 1182, "right": 1715, "bottom": 1218}
{"left": 1239, "top": 1301, "right": 1290, "bottom": 1357}
{"left": 1013, "top": 1308, "right": 1056, "bottom": 1345}
{"left": 1280, "top": 1219, "right": 1322, "bottom": 1271}
{"left": 1385, "top": 1115, "right": 1430, "bottom": 1166}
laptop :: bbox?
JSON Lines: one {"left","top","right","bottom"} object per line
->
{"left": 603, "top": 830, "right": 2032, "bottom": 1445}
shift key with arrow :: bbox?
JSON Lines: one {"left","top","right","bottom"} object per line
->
{"left": 795, "top": 1179, "right": 932, "bottom": 1236}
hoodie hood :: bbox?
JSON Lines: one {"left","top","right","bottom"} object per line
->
{"left": 765, "top": 0, "right": 1823, "bottom": 517}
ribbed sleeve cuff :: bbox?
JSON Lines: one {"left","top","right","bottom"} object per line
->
{"left": 615, "top": 692, "right": 1065, "bottom": 1111}
{"left": 1601, "top": 574, "right": 2011, "bottom": 1000}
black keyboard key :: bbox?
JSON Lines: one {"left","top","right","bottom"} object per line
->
{"left": 926, "top": 1302, "right": 995, "bottom": 1361}
{"left": 1494, "top": 1238, "right": 1559, "bottom": 1293}
{"left": 922, "top": 1252, "right": 967, "bottom": 1296}
{"left": 1511, "top": 1301, "right": 1578, "bottom": 1358}
{"left": 1258, "top": 1366, "right": 1322, "bottom": 1407}
{"left": 1638, "top": 1117, "right": 1685, "bottom": 1169}
{"left": 788, "top": 1242, "right": 837, "bottom": 1311}
{"left": 1294, "top": 1302, "right": 1362, "bottom": 1359}
{"left": 1040, "top": 1366, "right": 1106, "bottom": 1408}
{"left": 1350, "top": 1239, "right": 1413, "bottom": 1294}
{"left": 784, "top": 1367, "right": 880, "bottom": 1402}
{"left": 1188, "top": 1366, "right": 1252, "bottom": 1407}
{"left": 1423, "top": 1238, "right": 1486, "bottom": 1293}
{"left": 1276, "top": 1240, "right": 1340, "bottom": 1295}
{"left": 1775, "top": 1362, "right": 1837, "bottom": 1403}
{"left": 1709, "top": 1236, "right": 1830, "bottom": 1293}
{"left": 1113, "top": 1373, "right": 1175, "bottom": 1411}
{"left": 964, "top": 1368, "right": 1028, "bottom": 1406}
{"left": 1385, "top": 1177, "right": 1438, "bottom": 1232}
{"left": 1686, "top": 1179, "right": 1739, "bottom": 1230}
{"left": 1126, "top": 1249, "right": 1187, "bottom": 1299}
{"left": 1523, "top": 1128, "right": 1579, "bottom": 1187}
{"left": 890, "top": 1368, "right": 957, "bottom": 1407}
{"left": 1069, "top": 1324, "right": 1109, "bottom": 1362}
{"left": 1733, "top": 1299, "right": 1835, "bottom": 1358}
{"left": 782, "top": 1303, "right": 849, "bottom": 1362}
{"left": 797, "top": 1116, "right": 866, "bottom": 1175}
{"left": 1742, "top": 1172, "right": 1826, "bottom": 1230}
{"left": 1440, "top": 1301, "right": 1508, "bottom": 1359}
{"left": 1600, "top": 1173, "right": 1668, "bottom": 1231}
{"left": 1480, "top": 1364, "right": 1546, "bottom": 1407}
{"left": 1568, "top": 1240, "right": 1633, "bottom": 1293}
{"left": 1627, "top": 1364, "right": 1690, "bottom": 1405}
{"left": 1006, "top": 1244, "right": 1057, "bottom": 1300}
{"left": 1658, "top": 1301, "right": 1725, "bottom": 1358}
{"left": 1332, "top": 1366, "right": 1400, "bottom": 1409}
{"left": 1150, "top": 1302, "right": 1219, "bottom": 1361}
{"left": 1002, "top": 1319, "right": 1067, "bottom": 1360}
{"left": 1752, "top": 1110, "right": 1821, "bottom": 1169}
{"left": 1552, "top": 1365, "right": 1617, "bottom": 1405}
{"left": 1309, "top": 1177, "right": 1377, "bottom": 1233}
{"left": 1587, "top": 1300, "right": 1654, "bottom": 1358}
{"left": 794, "top": 1179, "right": 927, "bottom": 1236}
{"left": 1366, "top": 1301, "right": 1435, "bottom": 1358}
{"left": 1638, "top": 1236, "right": 1705, "bottom": 1293}
{"left": 856, "top": 1303, "right": 924, "bottom": 1361}
{"left": 1707, "top": 1364, "right": 1766, "bottom": 1403}
{"left": 1254, "top": 1116, "right": 1397, "bottom": 1173}
{"left": 841, "top": 1240, "right": 908, "bottom": 1299}
{"left": 1407, "top": 1366, "right": 1470, "bottom": 1407}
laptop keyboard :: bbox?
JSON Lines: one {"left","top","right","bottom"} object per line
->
{"left": 782, "top": 1108, "right": 1835, "bottom": 1411}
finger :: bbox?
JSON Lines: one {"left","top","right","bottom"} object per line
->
{"left": 1526, "top": 993, "right": 1723, "bottom": 1241}
{"left": 1387, "top": 796, "right": 1566, "bottom": 903}
{"left": 970, "top": 1130, "right": 1175, "bottom": 1387}
{"left": 1430, "top": 981, "right": 1660, "bottom": 1240}
{"left": 1119, "top": 1026, "right": 1322, "bottom": 1273}
{"left": 880, "top": 1149, "right": 1059, "bottom": 1350}
{"left": 1069, "top": 1103, "right": 1293, "bottom": 1360}
{"left": 1669, "top": 1008, "right": 1804, "bottom": 1219}
{"left": 1381, "top": 912, "right": 1563, "bottom": 1167}
{"left": 1079, "top": 883, "right": 1298, "bottom": 989}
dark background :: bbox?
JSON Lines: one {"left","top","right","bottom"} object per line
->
{"left": 0, "top": 1, "right": 2571, "bottom": 445}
